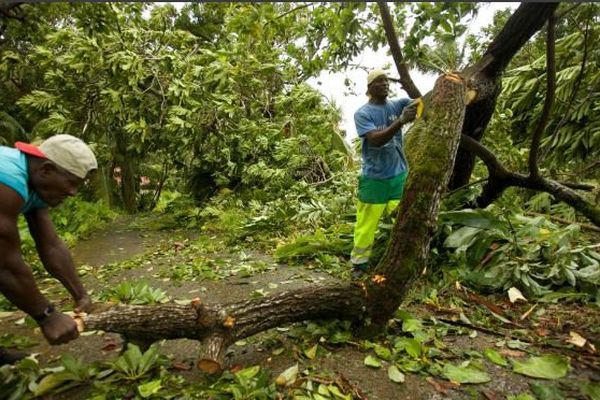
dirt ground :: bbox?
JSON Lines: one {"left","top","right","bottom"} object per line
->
{"left": 1, "top": 218, "right": 599, "bottom": 399}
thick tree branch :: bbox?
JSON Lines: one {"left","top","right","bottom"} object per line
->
{"left": 480, "top": 3, "right": 559, "bottom": 78}
{"left": 529, "top": 12, "right": 555, "bottom": 179}
{"left": 83, "top": 284, "right": 366, "bottom": 372}
{"left": 460, "top": 135, "right": 510, "bottom": 178}
{"left": 461, "top": 135, "right": 600, "bottom": 227}
{"left": 450, "top": 3, "right": 559, "bottom": 190}
{"left": 376, "top": 1, "right": 421, "bottom": 99}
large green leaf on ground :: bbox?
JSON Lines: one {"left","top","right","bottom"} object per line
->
{"left": 442, "top": 362, "right": 490, "bottom": 384}
{"left": 512, "top": 354, "right": 570, "bottom": 379}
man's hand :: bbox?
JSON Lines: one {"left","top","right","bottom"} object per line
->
{"left": 399, "top": 103, "right": 418, "bottom": 124}
{"left": 74, "top": 295, "right": 92, "bottom": 314}
{"left": 39, "top": 312, "right": 79, "bottom": 345}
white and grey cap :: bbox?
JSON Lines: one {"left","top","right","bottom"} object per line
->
{"left": 15, "top": 134, "right": 97, "bottom": 179}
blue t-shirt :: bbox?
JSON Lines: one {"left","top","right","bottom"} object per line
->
{"left": 354, "top": 98, "right": 411, "bottom": 179}
{"left": 0, "top": 146, "right": 47, "bottom": 213}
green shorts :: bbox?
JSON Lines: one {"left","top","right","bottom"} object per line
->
{"left": 357, "top": 172, "right": 408, "bottom": 204}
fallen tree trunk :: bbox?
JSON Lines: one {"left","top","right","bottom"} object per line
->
{"left": 82, "top": 73, "right": 467, "bottom": 373}
{"left": 84, "top": 284, "right": 364, "bottom": 373}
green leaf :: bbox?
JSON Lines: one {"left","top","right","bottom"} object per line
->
{"left": 394, "top": 337, "right": 422, "bottom": 358}
{"left": 529, "top": 383, "right": 565, "bottom": 400}
{"left": 330, "top": 331, "right": 352, "bottom": 344}
{"left": 275, "top": 364, "right": 298, "bottom": 386}
{"left": 317, "top": 383, "right": 330, "bottom": 396}
{"left": 138, "top": 379, "right": 162, "bottom": 398}
{"left": 139, "top": 345, "right": 160, "bottom": 375}
{"left": 402, "top": 318, "right": 423, "bottom": 332}
{"left": 32, "top": 372, "right": 75, "bottom": 396}
{"left": 579, "top": 382, "right": 600, "bottom": 400}
{"left": 373, "top": 344, "right": 392, "bottom": 360}
{"left": 387, "top": 365, "right": 405, "bottom": 383}
{"left": 304, "top": 344, "right": 318, "bottom": 360}
{"left": 512, "top": 354, "right": 570, "bottom": 379}
{"left": 328, "top": 384, "right": 351, "bottom": 400}
{"left": 483, "top": 348, "right": 508, "bottom": 367}
{"left": 444, "top": 226, "right": 481, "bottom": 248}
{"left": 364, "top": 355, "right": 382, "bottom": 368}
{"left": 440, "top": 209, "right": 507, "bottom": 230}
{"left": 235, "top": 365, "right": 260, "bottom": 381}
{"left": 507, "top": 394, "right": 536, "bottom": 400}
{"left": 442, "top": 363, "right": 490, "bottom": 384}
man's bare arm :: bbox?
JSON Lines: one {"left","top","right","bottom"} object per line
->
{"left": 0, "top": 185, "right": 52, "bottom": 316}
{"left": 25, "top": 208, "right": 89, "bottom": 310}
{"left": 365, "top": 102, "right": 418, "bottom": 147}
{"left": 365, "top": 118, "right": 406, "bottom": 147}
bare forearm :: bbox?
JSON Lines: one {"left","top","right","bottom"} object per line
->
{"left": 366, "top": 118, "right": 404, "bottom": 147}
{"left": 39, "top": 242, "right": 87, "bottom": 301}
{"left": 0, "top": 257, "right": 51, "bottom": 317}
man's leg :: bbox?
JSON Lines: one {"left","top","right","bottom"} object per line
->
{"left": 351, "top": 200, "right": 387, "bottom": 275}
{"left": 383, "top": 171, "right": 407, "bottom": 221}
{"left": 385, "top": 199, "right": 401, "bottom": 217}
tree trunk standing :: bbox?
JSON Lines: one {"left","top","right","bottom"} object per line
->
{"left": 366, "top": 74, "right": 467, "bottom": 324}
{"left": 88, "top": 166, "right": 112, "bottom": 206}
{"left": 114, "top": 131, "right": 138, "bottom": 213}
{"left": 120, "top": 159, "right": 138, "bottom": 214}
{"left": 82, "top": 74, "right": 469, "bottom": 372}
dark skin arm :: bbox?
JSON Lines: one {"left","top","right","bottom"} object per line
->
{"left": 25, "top": 207, "right": 91, "bottom": 312}
{"left": 0, "top": 184, "right": 79, "bottom": 345}
{"left": 365, "top": 102, "right": 418, "bottom": 147}
{"left": 365, "top": 116, "right": 407, "bottom": 147}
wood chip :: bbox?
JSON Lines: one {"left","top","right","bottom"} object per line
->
{"left": 566, "top": 331, "right": 587, "bottom": 347}
{"left": 426, "top": 377, "right": 459, "bottom": 394}
{"left": 499, "top": 349, "right": 526, "bottom": 358}
{"left": 508, "top": 287, "right": 527, "bottom": 303}
{"left": 223, "top": 316, "right": 236, "bottom": 328}
{"left": 191, "top": 297, "right": 202, "bottom": 308}
{"left": 481, "top": 388, "right": 501, "bottom": 400}
{"left": 520, "top": 304, "right": 537, "bottom": 320}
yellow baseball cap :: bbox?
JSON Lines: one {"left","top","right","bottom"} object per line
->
{"left": 367, "top": 69, "right": 388, "bottom": 85}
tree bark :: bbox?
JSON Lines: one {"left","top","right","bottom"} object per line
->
{"left": 377, "top": 1, "right": 421, "bottom": 99}
{"left": 83, "top": 284, "right": 366, "bottom": 372}
{"left": 450, "top": 3, "right": 559, "bottom": 189}
{"left": 461, "top": 134, "right": 600, "bottom": 227}
{"left": 114, "top": 131, "right": 139, "bottom": 213}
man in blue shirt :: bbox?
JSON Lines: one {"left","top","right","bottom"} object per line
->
{"left": 351, "top": 69, "right": 418, "bottom": 278}
{"left": 0, "top": 134, "right": 97, "bottom": 365}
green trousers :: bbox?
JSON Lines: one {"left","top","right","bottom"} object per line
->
{"left": 351, "top": 172, "right": 407, "bottom": 267}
